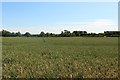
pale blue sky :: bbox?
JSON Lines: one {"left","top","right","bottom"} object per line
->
{"left": 1, "top": 0, "right": 119, "bottom": 2}
{"left": 2, "top": 2, "right": 118, "bottom": 34}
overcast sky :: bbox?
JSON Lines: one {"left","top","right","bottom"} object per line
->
{"left": 2, "top": 2, "right": 118, "bottom": 34}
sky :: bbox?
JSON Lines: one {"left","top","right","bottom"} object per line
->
{"left": 2, "top": 2, "right": 118, "bottom": 34}
{"left": 1, "top": 0, "right": 119, "bottom": 2}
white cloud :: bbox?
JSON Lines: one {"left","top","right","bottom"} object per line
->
{"left": 57, "top": 19, "right": 118, "bottom": 33}
{"left": 86, "top": 19, "right": 118, "bottom": 33}
{"left": 3, "top": 19, "right": 118, "bottom": 34}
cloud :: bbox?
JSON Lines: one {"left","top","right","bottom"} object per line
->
{"left": 57, "top": 19, "right": 118, "bottom": 33}
{"left": 86, "top": 19, "right": 118, "bottom": 33}
{"left": 3, "top": 19, "right": 118, "bottom": 34}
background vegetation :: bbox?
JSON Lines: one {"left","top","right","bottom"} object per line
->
{"left": 1, "top": 30, "right": 120, "bottom": 37}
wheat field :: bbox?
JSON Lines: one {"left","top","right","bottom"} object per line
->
{"left": 2, "top": 37, "right": 118, "bottom": 78}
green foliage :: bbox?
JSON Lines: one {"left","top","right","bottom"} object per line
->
{"left": 23, "top": 32, "right": 31, "bottom": 37}
{"left": 2, "top": 37, "right": 118, "bottom": 78}
{"left": 39, "top": 32, "right": 45, "bottom": 37}
{"left": 15, "top": 32, "right": 22, "bottom": 37}
{"left": 60, "top": 30, "right": 71, "bottom": 37}
{"left": 1, "top": 29, "right": 120, "bottom": 37}
{"left": 1, "top": 30, "right": 11, "bottom": 37}
{"left": 72, "top": 31, "right": 87, "bottom": 36}
{"left": 1, "top": 30, "right": 22, "bottom": 37}
{"left": 104, "top": 31, "right": 120, "bottom": 37}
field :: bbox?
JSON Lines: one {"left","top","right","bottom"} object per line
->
{"left": 2, "top": 37, "right": 118, "bottom": 78}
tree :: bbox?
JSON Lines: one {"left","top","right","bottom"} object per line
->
{"left": 49, "top": 33, "right": 56, "bottom": 37}
{"left": 72, "top": 31, "right": 80, "bottom": 36}
{"left": 64, "top": 30, "right": 71, "bottom": 37}
{"left": 0, "top": 31, "right": 2, "bottom": 36}
{"left": 104, "top": 31, "right": 120, "bottom": 37}
{"left": 2, "top": 30, "right": 11, "bottom": 37}
{"left": 60, "top": 30, "right": 71, "bottom": 37}
{"left": 24, "top": 32, "right": 31, "bottom": 37}
{"left": 60, "top": 31, "right": 64, "bottom": 37}
{"left": 71, "top": 33, "right": 76, "bottom": 37}
{"left": 46, "top": 33, "right": 50, "bottom": 37}
{"left": 15, "top": 32, "right": 21, "bottom": 37}
{"left": 11, "top": 32, "right": 16, "bottom": 37}
{"left": 39, "top": 31, "right": 45, "bottom": 37}
{"left": 72, "top": 31, "right": 87, "bottom": 36}
{"left": 80, "top": 31, "right": 87, "bottom": 36}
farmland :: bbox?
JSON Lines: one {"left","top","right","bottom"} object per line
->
{"left": 2, "top": 37, "right": 118, "bottom": 78}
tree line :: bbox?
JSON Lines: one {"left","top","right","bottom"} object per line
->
{"left": 0, "top": 30, "right": 120, "bottom": 37}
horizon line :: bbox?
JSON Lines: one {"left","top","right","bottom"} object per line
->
{"left": 1, "top": 29, "right": 119, "bottom": 34}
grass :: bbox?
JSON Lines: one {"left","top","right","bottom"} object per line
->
{"left": 2, "top": 37, "right": 118, "bottom": 78}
